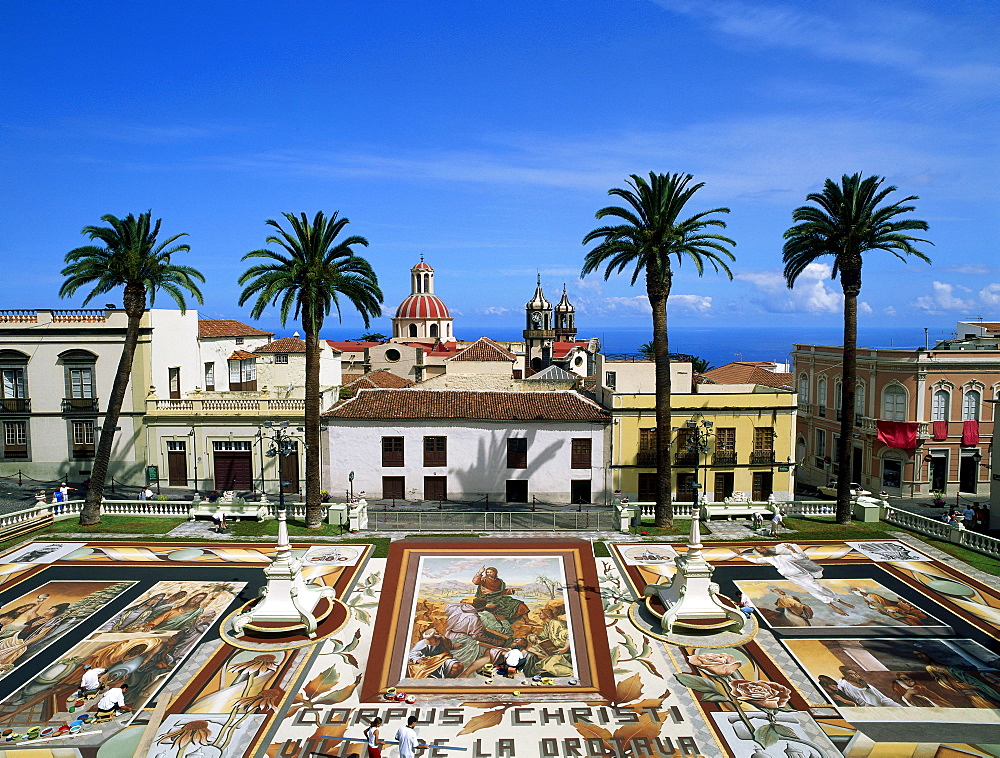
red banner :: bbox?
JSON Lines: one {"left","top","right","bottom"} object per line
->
{"left": 932, "top": 420, "right": 948, "bottom": 440}
{"left": 876, "top": 420, "right": 918, "bottom": 450}
{"left": 962, "top": 419, "right": 980, "bottom": 446}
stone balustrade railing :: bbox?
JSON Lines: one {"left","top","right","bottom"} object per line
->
{"left": 884, "top": 505, "right": 1000, "bottom": 559}
{"left": 149, "top": 398, "right": 306, "bottom": 413}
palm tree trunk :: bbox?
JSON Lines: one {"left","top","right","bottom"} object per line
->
{"left": 303, "top": 318, "right": 323, "bottom": 529}
{"left": 80, "top": 289, "right": 145, "bottom": 525}
{"left": 648, "top": 275, "right": 673, "bottom": 527}
{"left": 836, "top": 269, "right": 861, "bottom": 524}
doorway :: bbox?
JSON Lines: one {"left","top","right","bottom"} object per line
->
{"left": 676, "top": 473, "right": 697, "bottom": 502}
{"left": 714, "top": 472, "right": 734, "bottom": 501}
{"left": 752, "top": 472, "right": 773, "bottom": 501}
{"left": 637, "top": 473, "right": 656, "bottom": 501}
{"left": 881, "top": 458, "right": 903, "bottom": 490}
{"left": 213, "top": 441, "right": 253, "bottom": 490}
{"left": 424, "top": 476, "right": 447, "bottom": 502}
{"left": 570, "top": 479, "right": 591, "bottom": 504}
{"left": 167, "top": 444, "right": 187, "bottom": 487}
{"left": 852, "top": 446, "right": 863, "bottom": 485}
{"left": 279, "top": 442, "right": 299, "bottom": 493}
{"left": 506, "top": 480, "right": 528, "bottom": 503}
{"left": 930, "top": 454, "right": 947, "bottom": 491}
{"left": 959, "top": 455, "right": 978, "bottom": 493}
{"left": 382, "top": 476, "right": 405, "bottom": 500}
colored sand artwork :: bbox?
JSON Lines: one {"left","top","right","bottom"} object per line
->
{"left": 0, "top": 536, "right": 994, "bottom": 757}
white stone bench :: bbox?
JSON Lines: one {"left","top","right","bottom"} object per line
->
{"left": 704, "top": 500, "right": 773, "bottom": 520}
{"left": 188, "top": 501, "right": 270, "bottom": 521}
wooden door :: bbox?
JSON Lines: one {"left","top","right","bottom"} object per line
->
{"left": 637, "top": 473, "right": 656, "bottom": 501}
{"left": 676, "top": 473, "right": 697, "bottom": 502}
{"left": 167, "top": 451, "right": 187, "bottom": 486}
{"left": 383, "top": 476, "right": 405, "bottom": 500}
{"left": 752, "top": 472, "right": 773, "bottom": 501}
{"left": 168, "top": 367, "right": 181, "bottom": 399}
{"left": 424, "top": 476, "right": 447, "bottom": 502}
{"left": 214, "top": 453, "right": 252, "bottom": 490}
{"left": 280, "top": 447, "right": 299, "bottom": 493}
{"left": 713, "top": 472, "right": 734, "bottom": 500}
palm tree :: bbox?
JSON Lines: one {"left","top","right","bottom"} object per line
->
{"left": 783, "top": 173, "right": 931, "bottom": 524}
{"left": 239, "top": 212, "right": 382, "bottom": 528}
{"left": 60, "top": 212, "right": 204, "bottom": 525}
{"left": 638, "top": 341, "right": 713, "bottom": 373}
{"left": 583, "top": 173, "right": 736, "bottom": 526}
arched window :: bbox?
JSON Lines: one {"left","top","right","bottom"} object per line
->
{"left": 423, "top": 274, "right": 429, "bottom": 291}
{"left": 429, "top": 324, "right": 438, "bottom": 338}
{"left": 408, "top": 324, "right": 418, "bottom": 338}
{"left": 798, "top": 374, "right": 809, "bottom": 403}
{"left": 932, "top": 389, "right": 949, "bottom": 421}
{"left": 834, "top": 381, "right": 843, "bottom": 420}
{"left": 817, "top": 377, "right": 827, "bottom": 416}
{"left": 855, "top": 385, "right": 865, "bottom": 420}
{"left": 447, "top": 322, "right": 451, "bottom": 337}
{"left": 963, "top": 389, "right": 981, "bottom": 421}
{"left": 882, "top": 386, "right": 907, "bottom": 422}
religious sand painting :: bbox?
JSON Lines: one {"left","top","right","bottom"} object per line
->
{"left": 0, "top": 580, "right": 244, "bottom": 728}
{"left": 0, "top": 580, "right": 136, "bottom": 680}
{"left": 735, "top": 578, "right": 950, "bottom": 635}
{"left": 361, "top": 541, "right": 617, "bottom": 701}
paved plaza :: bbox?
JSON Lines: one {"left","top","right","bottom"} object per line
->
{"left": 0, "top": 532, "right": 996, "bottom": 758}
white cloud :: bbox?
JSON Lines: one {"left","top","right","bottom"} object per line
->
{"left": 979, "top": 283, "right": 1000, "bottom": 306}
{"left": 944, "top": 264, "right": 993, "bottom": 275}
{"left": 859, "top": 302, "right": 873, "bottom": 314}
{"left": 474, "top": 306, "right": 512, "bottom": 316}
{"left": 884, "top": 306, "right": 897, "bottom": 317}
{"left": 736, "top": 263, "right": 841, "bottom": 314}
{"left": 670, "top": 295, "right": 713, "bottom": 314}
{"left": 911, "top": 281, "right": 976, "bottom": 313}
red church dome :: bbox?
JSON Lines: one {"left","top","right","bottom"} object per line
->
{"left": 395, "top": 294, "right": 451, "bottom": 319}
{"left": 412, "top": 260, "right": 433, "bottom": 271}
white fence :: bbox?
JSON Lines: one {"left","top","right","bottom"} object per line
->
{"left": 883, "top": 505, "right": 1000, "bottom": 560}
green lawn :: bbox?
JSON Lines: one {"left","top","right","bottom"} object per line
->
{"left": 42, "top": 516, "right": 188, "bottom": 535}
{"left": 227, "top": 518, "right": 350, "bottom": 537}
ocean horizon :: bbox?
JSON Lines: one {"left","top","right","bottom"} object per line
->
{"left": 323, "top": 323, "right": 950, "bottom": 370}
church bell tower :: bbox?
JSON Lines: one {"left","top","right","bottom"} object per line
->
{"left": 523, "top": 276, "right": 555, "bottom": 374}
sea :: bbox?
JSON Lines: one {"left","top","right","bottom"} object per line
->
{"left": 324, "top": 324, "right": 946, "bottom": 370}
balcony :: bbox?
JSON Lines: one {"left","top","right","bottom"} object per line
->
{"left": 62, "top": 398, "right": 99, "bottom": 413}
{"left": 148, "top": 397, "right": 306, "bottom": 414}
{"left": 712, "top": 452, "right": 737, "bottom": 466}
{"left": 859, "top": 417, "right": 931, "bottom": 439}
{"left": 674, "top": 452, "right": 699, "bottom": 466}
{"left": 750, "top": 451, "right": 775, "bottom": 465}
{"left": 0, "top": 399, "right": 30, "bottom": 413}
{"left": 636, "top": 450, "right": 656, "bottom": 466}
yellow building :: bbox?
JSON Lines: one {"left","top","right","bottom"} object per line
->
{"left": 597, "top": 355, "right": 798, "bottom": 502}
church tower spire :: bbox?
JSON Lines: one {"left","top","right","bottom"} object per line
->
{"left": 554, "top": 284, "right": 576, "bottom": 341}
{"left": 523, "top": 275, "right": 555, "bottom": 374}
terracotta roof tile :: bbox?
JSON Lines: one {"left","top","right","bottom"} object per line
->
{"left": 552, "top": 341, "right": 589, "bottom": 358}
{"left": 229, "top": 350, "right": 258, "bottom": 360}
{"left": 327, "top": 341, "right": 380, "bottom": 352}
{"left": 325, "top": 389, "right": 610, "bottom": 421}
{"left": 702, "top": 362, "right": 793, "bottom": 390}
{"left": 198, "top": 319, "right": 274, "bottom": 338}
{"left": 256, "top": 336, "right": 307, "bottom": 354}
{"left": 448, "top": 337, "right": 516, "bottom": 362}
{"left": 342, "top": 370, "right": 415, "bottom": 391}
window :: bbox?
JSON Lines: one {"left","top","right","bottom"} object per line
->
{"left": 882, "top": 386, "right": 907, "bottom": 422}
{"left": 751, "top": 427, "right": 774, "bottom": 464}
{"left": 235, "top": 337, "right": 244, "bottom": 345}
{"left": 168, "top": 367, "right": 181, "bottom": 399}
{"left": 507, "top": 438, "right": 527, "bottom": 468}
{"left": 69, "top": 367, "right": 94, "bottom": 398}
{"left": 385, "top": 349, "right": 401, "bottom": 362}
{"left": 166, "top": 440, "right": 186, "bottom": 451}
{"left": 212, "top": 440, "right": 252, "bottom": 451}
{"left": 816, "top": 429, "right": 826, "bottom": 459}
{"left": 605, "top": 371, "right": 617, "bottom": 390}
{"left": 932, "top": 389, "right": 949, "bottom": 421}
{"left": 423, "top": 436, "right": 447, "bottom": 466}
{"left": 430, "top": 324, "right": 438, "bottom": 338}
{"left": 204, "top": 362, "right": 215, "bottom": 391}
{"left": 714, "top": 427, "right": 736, "bottom": 465}
{"left": 674, "top": 428, "right": 697, "bottom": 466}
{"left": 571, "top": 438, "right": 591, "bottom": 469}
{"left": 1, "top": 369, "right": 25, "bottom": 399}
{"left": 228, "top": 358, "right": 257, "bottom": 391}
{"left": 638, "top": 427, "right": 656, "bottom": 466}
{"left": 382, "top": 436, "right": 404, "bottom": 467}
{"left": 798, "top": 374, "right": 809, "bottom": 403}
{"left": 274, "top": 354, "right": 289, "bottom": 364}
{"left": 3, "top": 420, "right": 27, "bottom": 459}
{"left": 817, "top": 377, "right": 827, "bottom": 416}
{"left": 408, "top": 324, "right": 418, "bottom": 338}
{"left": 834, "top": 382, "right": 843, "bottom": 420}
{"left": 962, "top": 390, "right": 981, "bottom": 421}
{"left": 72, "top": 420, "right": 95, "bottom": 458}
{"left": 855, "top": 385, "right": 865, "bottom": 424}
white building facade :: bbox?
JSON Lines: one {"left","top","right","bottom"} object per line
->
{"left": 324, "top": 388, "right": 611, "bottom": 504}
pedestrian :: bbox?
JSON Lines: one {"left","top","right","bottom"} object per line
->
{"left": 769, "top": 508, "right": 784, "bottom": 537}
{"left": 78, "top": 666, "right": 105, "bottom": 697}
{"left": 364, "top": 716, "right": 384, "bottom": 758}
{"left": 394, "top": 716, "right": 420, "bottom": 758}
{"left": 59, "top": 482, "right": 75, "bottom": 500}
{"left": 963, "top": 504, "right": 976, "bottom": 530}
{"left": 139, "top": 486, "right": 154, "bottom": 501}
{"left": 212, "top": 507, "right": 228, "bottom": 533}
{"left": 751, "top": 511, "right": 764, "bottom": 531}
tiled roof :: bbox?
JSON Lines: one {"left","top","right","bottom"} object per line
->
{"left": 552, "top": 341, "right": 589, "bottom": 359}
{"left": 524, "top": 365, "right": 575, "bottom": 382}
{"left": 325, "top": 389, "right": 610, "bottom": 422}
{"left": 198, "top": 319, "right": 274, "bottom": 338}
{"left": 327, "top": 341, "right": 380, "bottom": 352}
{"left": 256, "top": 336, "right": 307, "bottom": 354}
{"left": 342, "top": 370, "right": 415, "bottom": 392}
{"left": 448, "top": 337, "right": 516, "bottom": 362}
{"left": 702, "top": 362, "right": 793, "bottom": 390}
{"left": 229, "top": 350, "right": 257, "bottom": 360}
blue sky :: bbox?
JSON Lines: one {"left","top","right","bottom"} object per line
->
{"left": 2, "top": 0, "right": 997, "bottom": 340}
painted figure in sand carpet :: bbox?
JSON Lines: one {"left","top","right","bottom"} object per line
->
{"left": 743, "top": 544, "right": 854, "bottom": 616}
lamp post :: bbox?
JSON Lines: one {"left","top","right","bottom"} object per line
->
{"left": 684, "top": 417, "right": 714, "bottom": 511}
{"left": 230, "top": 420, "right": 332, "bottom": 639}
{"left": 188, "top": 428, "right": 198, "bottom": 496}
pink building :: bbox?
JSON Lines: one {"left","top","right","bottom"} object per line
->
{"left": 793, "top": 322, "right": 999, "bottom": 499}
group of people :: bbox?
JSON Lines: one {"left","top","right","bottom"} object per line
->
{"left": 939, "top": 502, "right": 990, "bottom": 531}
{"left": 74, "top": 666, "right": 131, "bottom": 717}
{"left": 818, "top": 650, "right": 1000, "bottom": 709}
{"left": 364, "top": 716, "right": 421, "bottom": 758}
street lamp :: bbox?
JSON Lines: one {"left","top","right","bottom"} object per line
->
{"left": 188, "top": 428, "right": 198, "bottom": 496}
{"left": 684, "top": 418, "right": 714, "bottom": 512}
